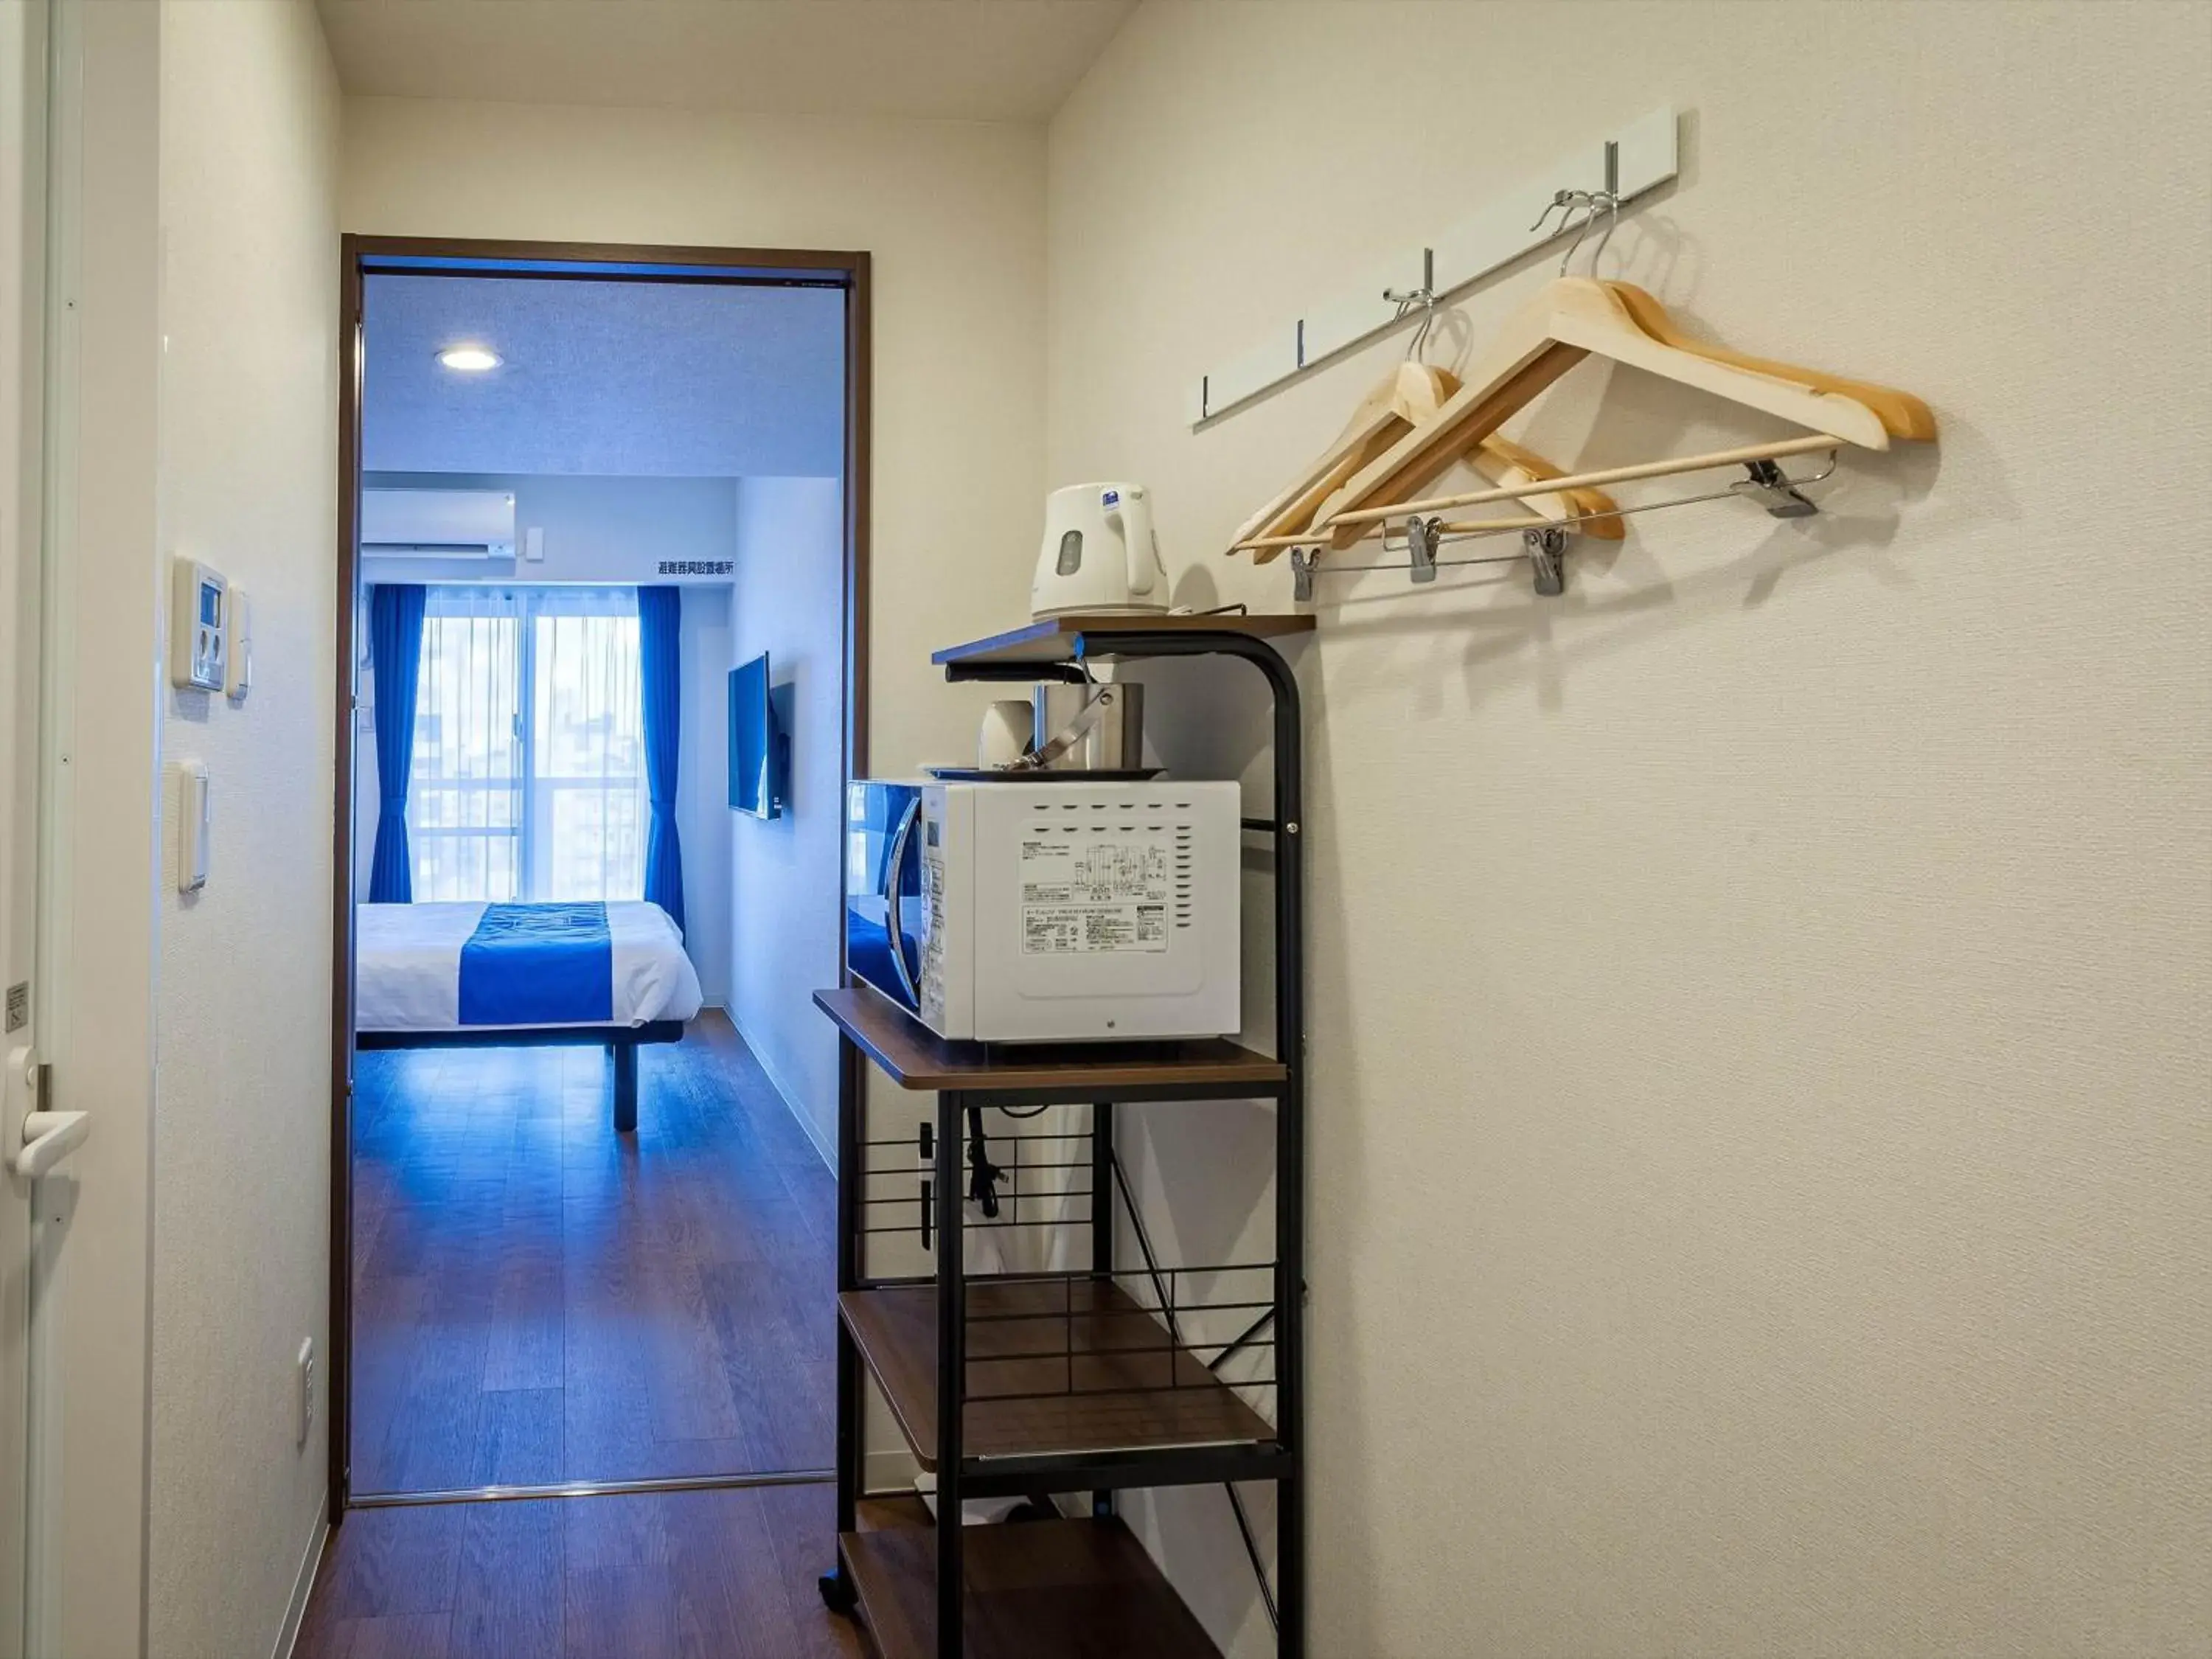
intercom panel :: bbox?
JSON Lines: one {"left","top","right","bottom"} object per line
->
{"left": 170, "top": 558, "right": 228, "bottom": 692}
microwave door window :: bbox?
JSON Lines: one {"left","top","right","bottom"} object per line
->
{"left": 896, "top": 850, "right": 926, "bottom": 993}
{"left": 844, "top": 784, "right": 925, "bottom": 1014}
{"left": 886, "top": 801, "right": 927, "bottom": 1006}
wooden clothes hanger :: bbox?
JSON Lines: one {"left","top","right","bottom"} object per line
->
{"left": 1228, "top": 362, "right": 1430, "bottom": 560}
{"left": 1229, "top": 361, "right": 1624, "bottom": 563}
{"left": 1604, "top": 282, "right": 1935, "bottom": 442}
{"left": 1313, "top": 276, "right": 1924, "bottom": 550}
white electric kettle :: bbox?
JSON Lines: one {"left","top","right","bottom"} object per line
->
{"left": 1030, "top": 482, "right": 1170, "bottom": 620}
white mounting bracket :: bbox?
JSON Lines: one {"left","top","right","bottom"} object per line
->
{"left": 1187, "top": 107, "right": 1680, "bottom": 426}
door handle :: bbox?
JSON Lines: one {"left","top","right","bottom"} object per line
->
{"left": 9, "top": 1043, "right": 91, "bottom": 1179}
{"left": 15, "top": 1111, "right": 88, "bottom": 1180}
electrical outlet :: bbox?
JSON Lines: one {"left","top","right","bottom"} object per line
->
{"left": 296, "top": 1338, "right": 316, "bottom": 1447}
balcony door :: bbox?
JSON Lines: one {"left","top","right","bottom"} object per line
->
{"left": 406, "top": 584, "right": 647, "bottom": 905}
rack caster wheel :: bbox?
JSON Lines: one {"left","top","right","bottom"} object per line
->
{"left": 818, "top": 1569, "right": 858, "bottom": 1615}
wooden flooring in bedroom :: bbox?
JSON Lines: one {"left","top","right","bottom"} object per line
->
{"left": 349, "top": 1010, "right": 835, "bottom": 1494}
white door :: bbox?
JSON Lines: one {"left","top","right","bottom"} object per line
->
{"left": 3, "top": 4, "right": 101, "bottom": 1652}
{"left": 0, "top": 1, "right": 43, "bottom": 1652}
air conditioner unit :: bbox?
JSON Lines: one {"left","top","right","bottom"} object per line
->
{"left": 360, "top": 488, "right": 517, "bottom": 560}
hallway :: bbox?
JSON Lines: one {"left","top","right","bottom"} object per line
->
{"left": 307, "top": 1011, "right": 864, "bottom": 1655}
{"left": 293, "top": 1483, "right": 868, "bottom": 1658}
{"left": 349, "top": 1013, "right": 835, "bottom": 1493}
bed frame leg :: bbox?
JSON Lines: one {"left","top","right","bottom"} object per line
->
{"left": 613, "top": 1043, "right": 639, "bottom": 1134}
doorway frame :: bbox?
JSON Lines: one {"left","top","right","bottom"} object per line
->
{"left": 328, "top": 234, "right": 873, "bottom": 1517}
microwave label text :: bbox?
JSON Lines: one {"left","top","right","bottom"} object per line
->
{"left": 1019, "top": 826, "right": 1171, "bottom": 955}
{"left": 919, "top": 820, "right": 948, "bottom": 1026}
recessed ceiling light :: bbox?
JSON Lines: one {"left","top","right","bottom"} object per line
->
{"left": 437, "top": 344, "right": 501, "bottom": 372}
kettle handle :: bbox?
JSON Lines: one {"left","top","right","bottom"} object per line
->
{"left": 1110, "top": 487, "right": 1159, "bottom": 600}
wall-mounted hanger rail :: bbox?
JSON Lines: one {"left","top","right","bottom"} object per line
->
{"left": 1217, "top": 113, "right": 1933, "bottom": 607}
{"left": 1186, "top": 108, "right": 1680, "bottom": 425}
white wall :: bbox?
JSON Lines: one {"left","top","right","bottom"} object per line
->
{"left": 678, "top": 582, "right": 734, "bottom": 1004}
{"left": 1046, "top": 5, "right": 2212, "bottom": 1657}
{"left": 352, "top": 473, "right": 740, "bottom": 998}
{"left": 358, "top": 469, "right": 739, "bottom": 586}
{"left": 341, "top": 95, "right": 1051, "bottom": 813}
{"left": 727, "top": 476, "right": 844, "bottom": 1156}
{"left": 151, "top": 4, "right": 340, "bottom": 1658}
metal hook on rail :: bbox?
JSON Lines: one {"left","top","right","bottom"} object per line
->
{"left": 1383, "top": 248, "right": 1441, "bottom": 362}
{"left": 1533, "top": 186, "right": 1622, "bottom": 277}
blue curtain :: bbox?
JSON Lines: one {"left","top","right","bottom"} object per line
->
{"left": 639, "top": 585, "right": 686, "bottom": 933}
{"left": 366, "top": 584, "right": 428, "bottom": 903}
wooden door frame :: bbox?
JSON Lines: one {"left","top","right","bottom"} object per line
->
{"left": 329, "top": 234, "right": 873, "bottom": 1515}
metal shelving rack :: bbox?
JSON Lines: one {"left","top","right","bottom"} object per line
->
{"left": 815, "top": 615, "right": 1313, "bottom": 1659}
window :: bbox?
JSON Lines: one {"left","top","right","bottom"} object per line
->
{"left": 408, "top": 587, "right": 647, "bottom": 904}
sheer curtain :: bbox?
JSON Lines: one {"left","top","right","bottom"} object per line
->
{"left": 410, "top": 588, "right": 523, "bottom": 902}
{"left": 408, "top": 585, "right": 647, "bottom": 905}
{"left": 529, "top": 588, "right": 646, "bottom": 902}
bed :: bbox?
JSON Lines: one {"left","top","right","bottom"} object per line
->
{"left": 355, "top": 900, "right": 705, "bottom": 1133}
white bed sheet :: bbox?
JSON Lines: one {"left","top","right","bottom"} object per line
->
{"left": 355, "top": 900, "right": 704, "bottom": 1032}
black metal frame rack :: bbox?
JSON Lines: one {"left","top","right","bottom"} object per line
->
{"left": 814, "top": 618, "right": 1311, "bottom": 1659}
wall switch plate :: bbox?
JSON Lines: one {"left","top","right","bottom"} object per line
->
{"left": 176, "top": 761, "right": 210, "bottom": 893}
{"left": 296, "top": 1338, "right": 316, "bottom": 1447}
{"left": 224, "top": 588, "right": 253, "bottom": 700}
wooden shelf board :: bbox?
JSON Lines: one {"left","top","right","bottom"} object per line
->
{"left": 859, "top": 1495, "right": 934, "bottom": 1533}
{"left": 840, "top": 1279, "right": 1275, "bottom": 1471}
{"left": 932, "top": 613, "right": 1313, "bottom": 669}
{"left": 815, "top": 985, "right": 1285, "bottom": 1095}
{"left": 841, "top": 1514, "right": 1222, "bottom": 1659}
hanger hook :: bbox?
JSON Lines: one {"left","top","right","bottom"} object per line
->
{"left": 1405, "top": 303, "right": 1436, "bottom": 362}
{"left": 1384, "top": 282, "right": 1439, "bottom": 362}
{"left": 1528, "top": 190, "right": 1575, "bottom": 237}
{"left": 1557, "top": 191, "right": 1599, "bottom": 276}
{"left": 1582, "top": 189, "right": 1621, "bottom": 278}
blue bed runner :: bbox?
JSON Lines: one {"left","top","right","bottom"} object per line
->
{"left": 459, "top": 902, "right": 613, "bottom": 1026}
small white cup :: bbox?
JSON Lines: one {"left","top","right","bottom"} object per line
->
{"left": 978, "top": 700, "right": 1033, "bottom": 769}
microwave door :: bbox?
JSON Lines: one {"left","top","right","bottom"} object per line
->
{"left": 845, "top": 784, "right": 919, "bottom": 1012}
{"left": 883, "top": 796, "right": 926, "bottom": 1008}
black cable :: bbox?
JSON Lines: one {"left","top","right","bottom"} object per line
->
{"left": 964, "top": 1103, "right": 1003, "bottom": 1217}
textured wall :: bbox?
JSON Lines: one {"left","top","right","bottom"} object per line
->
{"left": 354, "top": 471, "right": 740, "bottom": 587}
{"left": 1046, "top": 4, "right": 2212, "bottom": 1655}
{"left": 150, "top": 1, "right": 341, "bottom": 1655}
{"left": 678, "top": 582, "right": 736, "bottom": 1006}
{"left": 728, "top": 477, "right": 846, "bottom": 1157}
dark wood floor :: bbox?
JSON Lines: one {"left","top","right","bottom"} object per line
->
{"left": 350, "top": 1012, "right": 835, "bottom": 1493}
{"left": 293, "top": 1482, "right": 872, "bottom": 1659}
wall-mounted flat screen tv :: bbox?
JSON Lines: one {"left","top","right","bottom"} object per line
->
{"left": 728, "top": 651, "right": 785, "bottom": 819}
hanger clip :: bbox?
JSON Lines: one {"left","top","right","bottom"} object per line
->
{"left": 1290, "top": 547, "right": 1318, "bottom": 604}
{"left": 1405, "top": 517, "right": 1441, "bottom": 585}
{"left": 1524, "top": 527, "right": 1568, "bottom": 597}
{"left": 1736, "top": 458, "right": 1820, "bottom": 520}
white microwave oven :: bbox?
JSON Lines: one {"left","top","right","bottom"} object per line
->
{"left": 844, "top": 778, "right": 1242, "bottom": 1043}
